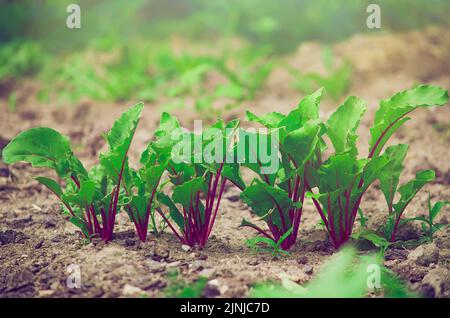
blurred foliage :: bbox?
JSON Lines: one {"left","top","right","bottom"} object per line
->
{"left": 250, "top": 247, "right": 414, "bottom": 298}
{"left": 164, "top": 269, "right": 208, "bottom": 298}
{"left": 288, "top": 47, "right": 352, "bottom": 101}
{"left": 1, "top": 0, "right": 450, "bottom": 54}
{"left": 1, "top": 0, "right": 449, "bottom": 114}
{"left": 36, "top": 41, "right": 273, "bottom": 116}
{"left": 0, "top": 41, "right": 47, "bottom": 81}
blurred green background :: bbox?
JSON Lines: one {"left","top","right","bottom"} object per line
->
{"left": 1, "top": 0, "right": 449, "bottom": 112}
{"left": 2, "top": 0, "right": 449, "bottom": 53}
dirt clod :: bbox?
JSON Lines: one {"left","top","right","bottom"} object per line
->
{"left": 0, "top": 230, "right": 28, "bottom": 245}
{"left": 407, "top": 243, "right": 440, "bottom": 266}
{"left": 421, "top": 267, "right": 450, "bottom": 298}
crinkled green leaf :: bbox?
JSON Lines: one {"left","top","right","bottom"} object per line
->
{"left": 62, "top": 179, "right": 96, "bottom": 207}
{"left": 240, "top": 179, "right": 294, "bottom": 229}
{"left": 100, "top": 103, "right": 143, "bottom": 177}
{"left": 277, "top": 88, "right": 324, "bottom": 133}
{"left": 35, "top": 176, "right": 63, "bottom": 198}
{"left": 143, "top": 164, "right": 166, "bottom": 194}
{"left": 153, "top": 111, "right": 181, "bottom": 151}
{"left": 317, "top": 153, "right": 359, "bottom": 192}
{"left": 392, "top": 169, "right": 435, "bottom": 216}
{"left": 369, "top": 85, "right": 448, "bottom": 157}
{"left": 235, "top": 128, "right": 280, "bottom": 184}
{"left": 326, "top": 96, "right": 367, "bottom": 154}
{"left": 284, "top": 120, "right": 320, "bottom": 168}
{"left": 379, "top": 144, "right": 408, "bottom": 212}
{"left": 130, "top": 195, "right": 148, "bottom": 222}
{"left": 246, "top": 111, "right": 285, "bottom": 128}
{"left": 172, "top": 177, "right": 207, "bottom": 209}
{"left": 221, "top": 163, "right": 246, "bottom": 190}
{"left": 2, "top": 127, "right": 85, "bottom": 178}
{"left": 157, "top": 193, "right": 184, "bottom": 229}
{"left": 104, "top": 102, "right": 144, "bottom": 151}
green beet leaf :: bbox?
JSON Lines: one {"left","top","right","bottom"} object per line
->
{"left": 326, "top": 96, "right": 366, "bottom": 155}
{"left": 378, "top": 144, "right": 409, "bottom": 213}
{"left": 2, "top": 127, "right": 85, "bottom": 179}
{"left": 241, "top": 179, "right": 294, "bottom": 229}
{"left": 369, "top": 85, "right": 448, "bottom": 157}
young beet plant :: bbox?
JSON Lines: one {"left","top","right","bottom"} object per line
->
{"left": 378, "top": 145, "right": 435, "bottom": 242}
{"left": 149, "top": 113, "right": 244, "bottom": 248}
{"left": 309, "top": 85, "right": 448, "bottom": 248}
{"left": 402, "top": 193, "right": 450, "bottom": 242}
{"left": 239, "top": 88, "right": 325, "bottom": 250}
{"left": 2, "top": 103, "right": 145, "bottom": 242}
{"left": 239, "top": 85, "right": 448, "bottom": 250}
{"left": 120, "top": 147, "right": 166, "bottom": 242}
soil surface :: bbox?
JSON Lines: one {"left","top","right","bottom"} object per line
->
{"left": 1, "top": 27, "right": 449, "bottom": 298}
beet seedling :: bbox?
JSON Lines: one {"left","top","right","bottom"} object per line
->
{"left": 400, "top": 193, "right": 449, "bottom": 242}
{"left": 120, "top": 146, "right": 167, "bottom": 241}
{"left": 240, "top": 88, "right": 324, "bottom": 250}
{"left": 2, "top": 103, "right": 144, "bottom": 242}
{"left": 378, "top": 144, "right": 436, "bottom": 242}
{"left": 240, "top": 85, "right": 448, "bottom": 250}
{"left": 310, "top": 85, "right": 448, "bottom": 248}
{"left": 149, "top": 113, "right": 245, "bottom": 248}
{"left": 245, "top": 227, "right": 292, "bottom": 257}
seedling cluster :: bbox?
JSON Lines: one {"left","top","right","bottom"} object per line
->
{"left": 2, "top": 85, "right": 448, "bottom": 251}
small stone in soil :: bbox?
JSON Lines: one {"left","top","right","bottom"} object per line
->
{"left": 38, "top": 290, "right": 55, "bottom": 297}
{"left": 189, "top": 260, "right": 207, "bottom": 272}
{"left": 204, "top": 279, "right": 223, "bottom": 295}
{"left": 303, "top": 265, "right": 314, "bottom": 275}
{"left": 167, "top": 261, "right": 181, "bottom": 268}
{"left": 122, "top": 284, "right": 146, "bottom": 297}
{"left": 181, "top": 245, "right": 191, "bottom": 252}
{"left": 198, "top": 268, "right": 216, "bottom": 278}
{"left": 148, "top": 248, "right": 170, "bottom": 261}
{"left": 297, "top": 256, "right": 308, "bottom": 264}
{"left": 247, "top": 260, "right": 259, "bottom": 266}
{"left": 421, "top": 267, "right": 449, "bottom": 298}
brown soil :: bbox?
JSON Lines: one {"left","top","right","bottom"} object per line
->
{"left": 1, "top": 26, "right": 449, "bottom": 298}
